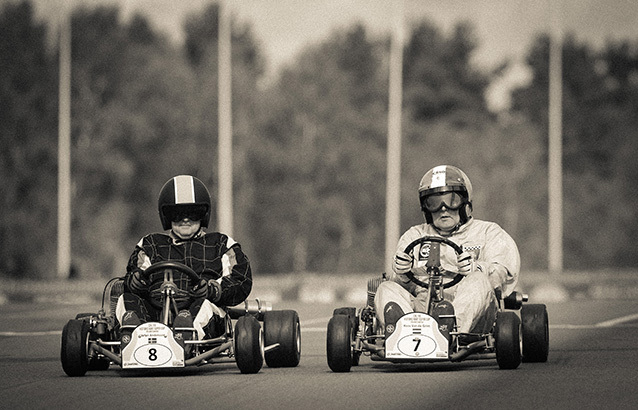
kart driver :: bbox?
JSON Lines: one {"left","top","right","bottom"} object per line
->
{"left": 116, "top": 175, "right": 252, "bottom": 343}
{"left": 374, "top": 165, "right": 520, "bottom": 341}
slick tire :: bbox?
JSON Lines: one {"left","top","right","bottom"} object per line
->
{"left": 235, "top": 315, "right": 264, "bottom": 374}
{"left": 263, "top": 310, "right": 301, "bottom": 368}
{"left": 61, "top": 319, "right": 90, "bottom": 377}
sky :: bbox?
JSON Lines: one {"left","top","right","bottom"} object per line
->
{"left": 19, "top": 0, "right": 638, "bottom": 109}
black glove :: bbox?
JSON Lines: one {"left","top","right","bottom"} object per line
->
{"left": 207, "top": 280, "right": 222, "bottom": 303}
{"left": 127, "top": 269, "right": 148, "bottom": 293}
{"left": 191, "top": 279, "right": 209, "bottom": 299}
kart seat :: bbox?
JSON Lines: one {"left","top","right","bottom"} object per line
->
{"left": 106, "top": 278, "right": 125, "bottom": 317}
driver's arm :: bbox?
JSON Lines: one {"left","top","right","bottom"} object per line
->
{"left": 204, "top": 236, "right": 252, "bottom": 307}
{"left": 124, "top": 247, "right": 152, "bottom": 294}
{"left": 389, "top": 226, "right": 425, "bottom": 288}
{"left": 477, "top": 224, "right": 520, "bottom": 294}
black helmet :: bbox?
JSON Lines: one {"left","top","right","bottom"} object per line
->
{"left": 418, "top": 165, "right": 473, "bottom": 225}
{"left": 158, "top": 175, "right": 211, "bottom": 230}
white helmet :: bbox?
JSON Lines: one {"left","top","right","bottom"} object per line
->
{"left": 418, "top": 165, "right": 473, "bottom": 225}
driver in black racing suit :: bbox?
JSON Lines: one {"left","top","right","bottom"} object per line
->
{"left": 116, "top": 175, "right": 252, "bottom": 343}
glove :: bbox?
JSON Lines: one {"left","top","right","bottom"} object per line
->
{"left": 457, "top": 251, "right": 473, "bottom": 275}
{"left": 191, "top": 279, "right": 209, "bottom": 299}
{"left": 394, "top": 251, "right": 413, "bottom": 274}
{"left": 207, "top": 280, "right": 222, "bottom": 303}
{"left": 127, "top": 269, "right": 148, "bottom": 293}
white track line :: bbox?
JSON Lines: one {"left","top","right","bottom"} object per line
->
{"left": 595, "top": 313, "right": 638, "bottom": 328}
{"left": 0, "top": 330, "right": 61, "bottom": 336}
{"left": 3, "top": 314, "right": 637, "bottom": 336}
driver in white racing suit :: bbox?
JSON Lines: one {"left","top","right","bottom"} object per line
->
{"left": 375, "top": 165, "right": 520, "bottom": 340}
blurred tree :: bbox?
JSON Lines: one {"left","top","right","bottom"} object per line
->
{"left": 182, "top": 3, "right": 266, "bottom": 265}
{"left": 0, "top": 1, "right": 57, "bottom": 278}
{"left": 403, "top": 21, "right": 490, "bottom": 122}
{"left": 400, "top": 19, "right": 546, "bottom": 270}
{"left": 69, "top": 6, "right": 199, "bottom": 276}
{"left": 512, "top": 34, "right": 638, "bottom": 268}
{"left": 4, "top": 2, "right": 636, "bottom": 278}
{"left": 249, "top": 24, "right": 388, "bottom": 273}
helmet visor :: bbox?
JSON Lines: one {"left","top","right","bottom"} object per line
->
{"left": 165, "top": 205, "right": 208, "bottom": 222}
{"left": 422, "top": 192, "right": 464, "bottom": 213}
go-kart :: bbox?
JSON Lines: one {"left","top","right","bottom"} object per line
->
{"left": 61, "top": 261, "right": 301, "bottom": 376}
{"left": 326, "top": 236, "right": 549, "bottom": 372}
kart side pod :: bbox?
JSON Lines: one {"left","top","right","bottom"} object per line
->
{"left": 503, "top": 291, "right": 528, "bottom": 310}
{"left": 228, "top": 299, "right": 272, "bottom": 320}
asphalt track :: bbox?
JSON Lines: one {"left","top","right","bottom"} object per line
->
{"left": 1, "top": 299, "right": 637, "bottom": 410}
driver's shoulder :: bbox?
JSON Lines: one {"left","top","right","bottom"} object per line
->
{"left": 463, "top": 218, "right": 499, "bottom": 232}
{"left": 405, "top": 223, "right": 431, "bottom": 237}
{"left": 140, "top": 232, "right": 173, "bottom": 245}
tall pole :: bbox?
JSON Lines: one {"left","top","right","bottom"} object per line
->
{"left": 57, "top": 6, "right": 72, "bottom": 278}
{"left": 385, "top": 0, "right": 404, "bottom": 274}
{"left": 218, "top": 0, "right": 233, "bottom": 236}
{"left": 548, "top": 0, "right": 563, "bottom": 275}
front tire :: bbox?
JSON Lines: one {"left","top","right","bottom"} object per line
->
{"left": 235, "top": 315, "right": 264, "bottom": 374}
{"left": 521, "top": 304, "right": 549, "bottom": 363}
{"left": 495, "top": 311, "right": 521, "bottom": 370}
{"left": 332, "top": 307, "right": 360, "bottom": 366}
{"left": 263, "top": 310, "right": 301, "bottom": 368}
{"left": 327, "top": 314, "right": 352, "bottom": 372}
{"left": 61, "top": 319, "right": 90, "bottom": 377}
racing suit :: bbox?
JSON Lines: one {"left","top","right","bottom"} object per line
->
{"left": 116, "top": 229, "right": 252, "bottom": 339}
{"left": 374, "top": 218, "right": 520, "bottom": 334}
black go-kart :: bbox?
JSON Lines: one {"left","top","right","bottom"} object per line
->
{"left": 327, "top": 236, "right": 549, "bottom": 372}
{"left": 61, "top": 261, "right": 301, "bottom": 376}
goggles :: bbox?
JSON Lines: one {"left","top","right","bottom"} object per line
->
{"left": 166, "top": 205, "right": 207, "bottom": 222}
{"left": 422, "top": 192, "right": 464, "bottom": 213}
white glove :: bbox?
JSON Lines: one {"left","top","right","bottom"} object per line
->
{"left": 393, "top": 251, "right": 412, "bottom": 274}
{"left": 457, "top": 251, "right": 473, "bottom": 275}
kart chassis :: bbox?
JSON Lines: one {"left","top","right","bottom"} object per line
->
{"left": 61, "top": 261, "right": 301, "bottom": 376}
{"left": 327, "top": 236, "right": 549, "bottom": 372}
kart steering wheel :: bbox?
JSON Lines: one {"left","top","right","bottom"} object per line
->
{"left": 141, "top": 261, "right": 201, "bottom": 284}
{"left": 140, "top": 261, "right": 202, "bottom": 307}
{"left": 402, "top": 236, "right": 464, "bottom": 289}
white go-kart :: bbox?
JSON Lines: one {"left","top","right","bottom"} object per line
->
{"left": 327, "top": 236, "right": 549, "bottom": 372}
{"left": 61, "top": 261, "right": 301, "bottom": 376}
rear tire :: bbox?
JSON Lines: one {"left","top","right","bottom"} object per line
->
{"left": 495, "top": 311, "right": 521, "bottom": 370}
{"left": 61, "top": 319, "right": 90, "bottom": 377}
{"left": 327, "top": 314, "right": 352, "bottom": 372}
{"left": 235, "top": 315, "right": 264, "bottom": 374}
{"left": 264, "top": 310, "right": 301, "bottom": 367}
{"left": 521, "top": 304, "right": 549, "bottom": 363}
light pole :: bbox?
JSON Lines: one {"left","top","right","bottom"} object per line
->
{"left": 385, "top": 0, "right": 404, "bottom": 274}
{"left": 548, "top": 0, "right": 563, "bottom": 275}
{"left": 57, "top": 5, "right": 72, "bottom": 278}
{"left": 218, "top": 0, "right": 233, "bottom": 236}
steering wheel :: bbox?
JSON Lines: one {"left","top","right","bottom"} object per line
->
{"left": 140, "top": 261, "right": 201, "bottom": 309}
{"left": 141, "top": 261, "right": 201, "bottom": 284}
{"left": 402, "top": 236, "right": 464, "bottom": 289}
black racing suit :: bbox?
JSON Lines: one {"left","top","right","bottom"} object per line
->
{"left": 120, "top": 229, "right": 252, "bottom": 337}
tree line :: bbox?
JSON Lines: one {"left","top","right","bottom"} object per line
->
{"left": 1, "top": 1, "right": 637, "bottom": 278}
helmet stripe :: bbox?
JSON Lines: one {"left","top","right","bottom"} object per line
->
{"left": 173, "top": 175, "right": 196, "bottom": 204}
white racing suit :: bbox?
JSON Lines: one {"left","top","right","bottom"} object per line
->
{"left": 374, "top": 218, "right": 520, "bottom": 334}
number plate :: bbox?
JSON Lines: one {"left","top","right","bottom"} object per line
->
{"left": 122, "top": 322, "right": 185, "bottom": 368}
{"left": 385, "top": 312, "right": 449, "bottom": 360}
